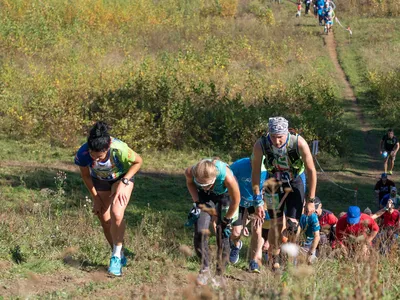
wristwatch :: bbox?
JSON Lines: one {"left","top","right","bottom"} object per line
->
{"left": 121, "top": 178, "right": 130, "bottom": 186}
{"left": 307, "top": 197, "right": 316, "bottom": 203}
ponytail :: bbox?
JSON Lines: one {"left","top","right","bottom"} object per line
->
{"left": 87, "top": 121, "right": 111, "bottom": 152}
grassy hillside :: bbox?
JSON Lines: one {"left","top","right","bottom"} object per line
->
{"left": 0, "top": 0, "right": 346, "bottom": 156}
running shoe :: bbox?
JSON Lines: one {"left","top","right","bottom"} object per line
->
{"left": 229, "top": 240, "right": 242, "bottom": 264}
{"left": 249, "top": 260, "right": 260, "bottom": 273}
{"left": 108, "top": 256, "right": 122, "bottom": 276}
{"left": 388, "top": 171, "right": 393, "bottom": 175}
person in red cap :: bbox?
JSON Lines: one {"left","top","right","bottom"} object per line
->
{"left": 335, "top": 206, "right": 379, "bottom": 254}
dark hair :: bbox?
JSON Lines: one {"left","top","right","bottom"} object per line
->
{"left": 87, "top": 121, "right": 111, "bottom": 152}
{"left": 388, "top": 129, "right": 394, "bottom": 133}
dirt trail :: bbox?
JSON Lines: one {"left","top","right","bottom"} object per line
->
{"left": 324, "top": 32, "right": 381, "bottom": 172}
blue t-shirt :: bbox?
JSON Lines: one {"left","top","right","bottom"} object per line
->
{"left": 230, "top": 157, "right": 267, "bottom": 208}
{"left": 381, "top": 194, "right": 400, "bottom": 208}
{"left": 300, "top": 213, "right": 320, "bottom": 245}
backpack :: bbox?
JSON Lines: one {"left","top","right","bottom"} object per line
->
{"left": 259, "top": 133, "right": 304, "bottom": 177}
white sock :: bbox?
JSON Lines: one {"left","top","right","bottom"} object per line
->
{"left": 112, "top": 245, "right": 122, "bottom": 258}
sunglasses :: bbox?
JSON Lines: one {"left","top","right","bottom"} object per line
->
{"left": 193, "top": 177, "right": 216, "bottom": 189}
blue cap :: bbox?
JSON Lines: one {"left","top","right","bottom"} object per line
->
{"left": 347, "top": 206, "right": 361, "bottom": 225}
{"left": 381, "top": 173, "right": 388, "bottom": 178}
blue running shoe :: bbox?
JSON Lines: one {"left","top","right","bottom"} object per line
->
{"left": 249, "top": 260, "right": 260, "bottom": 273}
{"left": 121, "top": 254, "right": 127, "bottom": 267}
{"left": 108, "top": 256, "right": 122, "bottom": 276}
{"left": 229, "top": 240, "right": 242, "bottom": 264}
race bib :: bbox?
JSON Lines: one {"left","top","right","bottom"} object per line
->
{"left": 265, "top": 193, "right": 281, "bottom": 211}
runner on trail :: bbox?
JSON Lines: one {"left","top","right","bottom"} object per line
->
{"left": 381, "top": 187, "right": 400, "bottom": 209}
{"left": 380, "top": 129, "right": 399, "bottom": 175}
{"left": 185, "top": 158, "right": 240, "bottom": 285}
{"left": 314, "top": 197, "right": 338, "bottom": 245}
{"left": 304, "top": 0, "right": 312, "bottom": 15}
{"left": 323, "top": 4, "right": 335, "bottom": 33}
{"left": 316, "top": 0, "right": 325, "bottom": 25}
{"left": 374, "top": 173, "right": 395, "bottom": 208}
{"left": 296, "top": 2, "right": 302, "bottom": 17}
{"left": 230, "top": 157, "right": 267, "bottom": 273}
{"left": 75, "top": 122, "right": 142, "bottom": 276}
{"left": 251, "top": 117, "right": 317, "bottom": 270}
{"left": 299, "top": 204, "right": 320, "bottom": 263}
{"left": 335, "top": 206, "right": 379, "bottom": 255}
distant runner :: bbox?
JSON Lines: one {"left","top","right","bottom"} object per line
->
{"left": 380, "top": 129, "right": 399, "bottom": 175}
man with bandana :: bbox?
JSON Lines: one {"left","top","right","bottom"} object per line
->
{"left": 251, "top": 117, "right": 317, "bottom": 269}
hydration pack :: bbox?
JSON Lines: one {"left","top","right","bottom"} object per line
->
{"left": 260, "top": 133, "right": 304, "bottom": 178}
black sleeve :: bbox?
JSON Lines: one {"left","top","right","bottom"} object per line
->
{"left": 382, "top": 135, "right": 387, "bottom": 142}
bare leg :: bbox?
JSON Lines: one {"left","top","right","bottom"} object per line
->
{"left": 110, "top": 182, "right": 134, "bottom": 247}
{"left": 250, "top": 218, "right": 263, "bottom": 263}
{"left": 96, "top": 191, "right": 113, "bottom": 248}
{"left": 384, "top": 157, "right": 389, "bottom": 173}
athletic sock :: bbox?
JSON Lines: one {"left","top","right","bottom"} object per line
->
{"left": 112, "top": 245, "right": 123, "bottom": 258}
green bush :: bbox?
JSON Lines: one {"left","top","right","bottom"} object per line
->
{"left": 367, "top": 70, "right": 400, "bottom": 128}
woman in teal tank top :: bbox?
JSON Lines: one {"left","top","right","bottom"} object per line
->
{"left": 184, "top": 158, "right": 240, "bottom": 285}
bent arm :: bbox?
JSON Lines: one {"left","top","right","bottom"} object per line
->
{"left": 394, "top": 142, "right": 399, "bottom": 153}
{"left": 185, "top": 167, "right": 199, "bottom": 203}
{"left": 124, "top": 152, "right": 143, "bottom": 179}
{"left": 298, "top": 136, "right": 317, "bottom": 199}
{"left": 225, "top": 169, "right": 241, "bottom": 219}
{"left": 310, "top": 231, "right": 320, "bottom": 254}
{"left": 79, "top": 166, "right": 99, "bottom": 200}
{"left": 371, "top": 209, "right": 385, "bottom": 220}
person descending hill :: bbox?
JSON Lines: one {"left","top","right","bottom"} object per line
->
{"left": 380, "top": 129, "right": 399, "bottom": 175}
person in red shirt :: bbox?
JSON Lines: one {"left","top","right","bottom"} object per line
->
{"left": 335, "top": 206, "right": 379, "bottom": 255}
{"left": 371, "top": 199, "right": 399, "bottom": 254}
{"left": 314, "top": 197, "right": 338, "bottom": 245}
{"left": 372, "top": 199, "right": 400, "bottom": 228}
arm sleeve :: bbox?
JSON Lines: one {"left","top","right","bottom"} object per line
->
{"left": 328, "top": 213, "right": 338, "bottom": 225}
{"left": 312, "top": 214, "right": 321, "bottom": 232}
{"left": 74, "top": 144, "right": 91, "bottom": 167}
{"left": 119, "top": 144, "right": 136, "bottom": 164}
